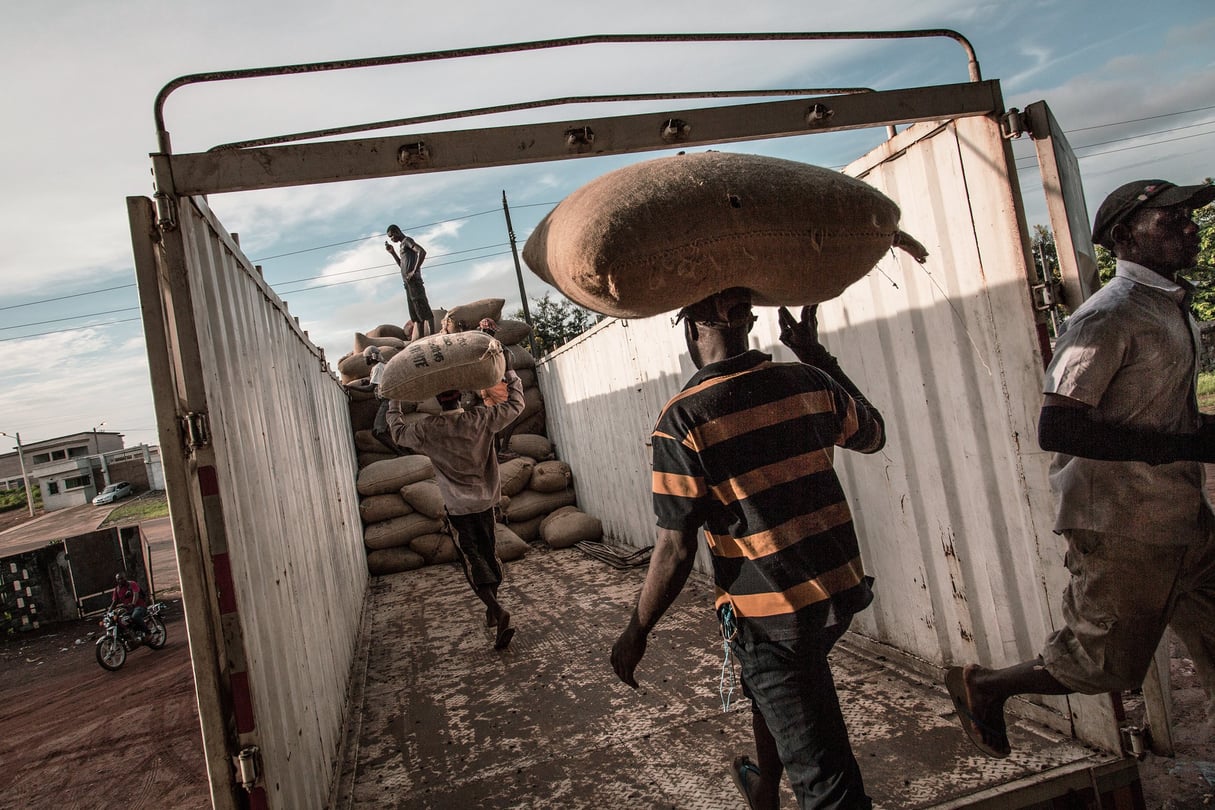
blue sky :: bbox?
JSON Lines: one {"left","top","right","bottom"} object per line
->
{"left": 2, "top": 1, "right": 1213, "bottom": 451}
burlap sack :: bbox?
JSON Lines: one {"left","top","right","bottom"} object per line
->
{"left": 444, "top": 298, "right": 505, "bottom": 332}
{"left": 364, "top": 513, "right": 443, "bottom": 550}
{"left": 515, "top": 367, "right": 537, "bottom": 389}
{"left": 348, "top": 397, "right": 380, "bottom": 432}
{"left": 506, "top": 344, "right": 536, "bottom": 371}
{"left": 360, "top": 493, "right": 414, "bottom": 524}
{"left": 409, "top": 532, "right": 458, "bottom": 565}
{"left": 379, "top": 331, "right": 506, "bottom": 402}
{"left": 499, "top": 457, "right": 536, "bottom": 497}
{"left": 400, "top": 480, "right": 447, "bottom": 519}
{"left": 346, "top": 382, "right": 377, "bottom": 402}
{"left": 358, "top": 451, "right": 398, "bottom": 469}
{"left": 530, "top": 460, "right": 571, "bottom": 493}
{"left": 540, "top": 508, "right": 603, "bottom": 549}
{"left": 495, "top": 319, "right": 532, "bottom": 346}
{"left": 522, "top": 151, "right": 919, "bottom": 318}
{"left": 521, "top": 387, "right": 544, "bottom": 421}
{"left": 506, "top": 488, "right": 577, "bottom": 522}
{"left": 354, "top": 332, "right": 407, "bottom": 352}
{"left": 508, "top": 515, "right": 544, "bottom": 542}
{"left": 494, "top": 524, "right": 530, "bottom": 562}
{"left": 338, "top": 351, "right": 371, "bottom": 382}
{"left": 366, "top": 547, "right": 425, "bottom": 575}
{"left": 357, "top": 455, "right": 434, "bottom": 495}
{"left": 367, "top": 323, "right": 408, "bottom": 340}
{"left": 511, "top": 410, "right": 547, "bottom": 438}
{"left": 540, "top": 505, "right": 580, "bottom": 533}
{"left": 355, "top": 429, "right": 393, "bottom": 454}
{"left": 509, "top": 434, "right": 553, "bottom": 461}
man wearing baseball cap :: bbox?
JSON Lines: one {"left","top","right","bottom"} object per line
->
{"left": 947, "top": 179, "right": 1215, "bottom": 759}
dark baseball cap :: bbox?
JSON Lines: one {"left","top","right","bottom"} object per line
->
{"left": 1091, "top": 179, "right": 1215, "bottom": 249}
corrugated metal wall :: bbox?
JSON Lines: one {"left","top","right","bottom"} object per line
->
{"left": 538, "top": 116, "right": 1065, "bottom": 679}
{"left": 141, "top": 196, "right": 368, "bottom": 810}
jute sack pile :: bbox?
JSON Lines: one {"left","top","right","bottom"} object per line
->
{"left": 494, "top": 319, "right": 533, "bottom": 346}
{"left": 509, "top": 434, "right": 554, "bottom": 461}
{"left": 540, "top": 506, "right": 603, "bottom": 549}
{"left": 500, "top": 457, "right": 536, "bottom": 497}
{"left": 360, "top": 493, "right": 414, "bottom": 524}
{"left": 506, "top": 488, "right": 577, "bottom": 522}
{"left": 444, "top": 298, "right": 505, "bottom": 332}
{"left": 522, "top": 151, "right": 927, "bottom": 318}
{"left": 530, "top": 460, "right": 571, "bottom": 493}
{"left": 366, "top": 323, "right": 408, "bottom": 340}
{"left": 357, "top": 455, "right": 434, "bottom": 496}
{"left": 400, "top": 480, "right": 446, "bottom": 519}
{"left": 367, "top": 547, "right": 425, "bottom": 575}
{"left": 364, "top": 513, "right": 444, "bottom": 550}
{"left": 494, "top": 524, "right": 530, "bottom": 562}
{"left": 379, "top": 331, "right": 506, "bottom": 402}
{"left": 410, "top": 532, "right": 458, "bottom": 565}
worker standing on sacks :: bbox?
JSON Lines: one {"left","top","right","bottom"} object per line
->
{"left": 384, "top": 331, "right": 524, "bottom": 650}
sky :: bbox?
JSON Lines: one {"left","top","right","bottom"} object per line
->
{"left": 1, "top": 0, "right": 1213, "bottom": 453}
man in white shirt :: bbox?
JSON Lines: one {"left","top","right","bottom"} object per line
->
{"left": 947, "top": 179, "right": 1215, "bottom": 757}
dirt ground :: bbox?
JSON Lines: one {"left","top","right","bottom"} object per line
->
{"left": 0, "top": 505, "right": 1212, "bottom": 808}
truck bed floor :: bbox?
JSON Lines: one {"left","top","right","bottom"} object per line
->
{"left": 332, "top": 545, "right": 1124, "bottom": 809}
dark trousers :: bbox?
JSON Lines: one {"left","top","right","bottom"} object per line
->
{"left": 731, "top": 616, "right": 871, "bottom": 810}
{"left": 447, "top": 508, "right": 502, "bottom": 589}
{"left": 405, "top": 278, "right": 435, "bottom": 335}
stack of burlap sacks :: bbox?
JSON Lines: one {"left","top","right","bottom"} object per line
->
{"left": 337, "top": 298, "right": 604, "bottom": 576}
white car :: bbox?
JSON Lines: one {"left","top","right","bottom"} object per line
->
{"left": 92, "top": 481, "right": 133, "bottom": 505}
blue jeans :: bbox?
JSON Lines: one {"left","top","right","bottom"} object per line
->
{"left": 129, "top": 605, "right": 149, "bottom": 634}
{"left": 730, "top": 615, "right": 871, "bottom": 810}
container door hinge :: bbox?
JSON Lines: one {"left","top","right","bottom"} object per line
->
{"left": 153, "top": 191, "right": 178, "bottom": 231}
{"left": 183, "top": 411, "right": 211, "bottom": 452}
{"left": 1000, "top": 108, "right": 1027, "bottom": 140}
{"left": 1030, "top": 280, "right": 1060, "bottom": 311}
{"left": 234, "top": 745, "right": 261, "bottom": 791}
{"left": 1120, "top": 724, "right": 1148, "bottom": 759}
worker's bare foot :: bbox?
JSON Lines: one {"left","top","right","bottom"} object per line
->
{"left": 945, "top": 665, "right": 1011, "bottom": 757}
{"left": 494, "top": 610, "right": 515, "bottom": 650}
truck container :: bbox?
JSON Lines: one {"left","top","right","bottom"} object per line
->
{"left": 130, "top": 32, "right": 1161, "bottom": 808}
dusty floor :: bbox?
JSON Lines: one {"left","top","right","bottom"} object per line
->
{"left": 0, "top": 504, "right": 1213, "bottom": 808}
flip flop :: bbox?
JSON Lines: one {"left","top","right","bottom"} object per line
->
{"left": 494, "top": 611, "right": 515, "bottom": 650}
{"left": 945, "top": 666, "right": 1011, "bottom": 758}
{"left": 729, "top": 755, "right": 761, "bottom": 810}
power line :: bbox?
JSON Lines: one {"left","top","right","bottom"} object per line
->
{"left": 1065, "top": 103, "right": 1215, "bottom": 134}
{"left": 0, "top": 317, "right": 143, "bottom": 343}
{"left": 1016, "top": 119, "right": 1215, "bottom": 166}
{"left": 2, "top": 306, "right": 140, "bottom": 332}
{"left": 0, "top": 282, "right": 137, "bottom": 312}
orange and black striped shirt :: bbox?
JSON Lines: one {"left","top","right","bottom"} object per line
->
{"left": 652, "top": 350, "right": 884, "bottom": 638}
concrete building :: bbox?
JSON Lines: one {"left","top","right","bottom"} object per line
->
{"left": 0, "top": 431, "right": 163, "bottom": 511}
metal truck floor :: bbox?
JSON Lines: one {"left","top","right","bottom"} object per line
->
{"left": 332, "top": 545, "right": 1121, "bottom": 809}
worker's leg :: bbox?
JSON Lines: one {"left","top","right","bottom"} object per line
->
{"left": 735, "top": 618, "right": 870, "bottom": 810}
{"left": 1166, "top": 524, "right": 1215, "bottom": 717}
{"left": 448, "top": 509, "right": 513, "bottom": 648}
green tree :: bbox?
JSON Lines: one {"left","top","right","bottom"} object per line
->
{"left": 513, "top": 292, "right": 596, "bottom": 355}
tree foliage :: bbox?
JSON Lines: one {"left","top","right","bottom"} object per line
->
{"left": 513, "top": 292, "right": 597, "bottom": 355}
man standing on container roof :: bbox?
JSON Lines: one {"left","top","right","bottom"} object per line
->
{"left": 946, "top": 179, "right": 1215, "bottom": 759}
{"left": 385, "top": 224, "right": 435, "bottom": 338}
{"left": 611, "top": 287, "right": 886, "bottom": 809}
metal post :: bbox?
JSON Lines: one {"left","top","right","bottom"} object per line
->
{"left": 502, "top": 191, "right": 540, "bottom": 357}
{"left": 1, "top": 431, "right": 36, "bottom": 518}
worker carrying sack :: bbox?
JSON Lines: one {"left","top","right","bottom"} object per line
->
{"left": 522, "top": 151, "right": 927, "bottom": 318}
{"left": 379, "top": 330, "right": 506, "bottom": 402}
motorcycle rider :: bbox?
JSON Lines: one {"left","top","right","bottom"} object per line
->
{"left": 111, "top": 572, "right": 149, "bottom": 640}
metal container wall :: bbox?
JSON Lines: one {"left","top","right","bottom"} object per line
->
{"left": 132, "top": 195, "right": 368, "bottom": 810}
{"left": 538, "top": 115, "right": 1063, "bottom": 680}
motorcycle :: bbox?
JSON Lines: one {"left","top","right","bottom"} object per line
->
{"left": 95, "top": 601, "right": 168, "bottom": 671}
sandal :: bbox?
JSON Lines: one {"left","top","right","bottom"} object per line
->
{"left": 729, "top": 755, "right": 761, "bottom": 810}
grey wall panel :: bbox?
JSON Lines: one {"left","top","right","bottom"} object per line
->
{"left": 175, "top": 197, "right": 368, "bottom": 810}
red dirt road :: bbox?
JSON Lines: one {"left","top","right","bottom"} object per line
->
{"left": 0, "top": 602, "right": 209, "bottom": 810}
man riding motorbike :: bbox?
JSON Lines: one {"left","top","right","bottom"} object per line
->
{"left": 111, "top": 572, "right": 149, "bottom": 640}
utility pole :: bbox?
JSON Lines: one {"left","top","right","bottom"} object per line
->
{"left": 502, "top": 191, "right": 541, "bottom": 358}
{"left": 1, "top": 431, "right": 36, "bottom": 518}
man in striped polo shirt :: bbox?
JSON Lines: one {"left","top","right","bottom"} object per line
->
{"left": 611, "top": 288, "right": 885, "bottom": 810}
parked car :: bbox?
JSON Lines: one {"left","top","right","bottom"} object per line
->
{"left": 92, "top": 481, "right": 133, "bottom": 505}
